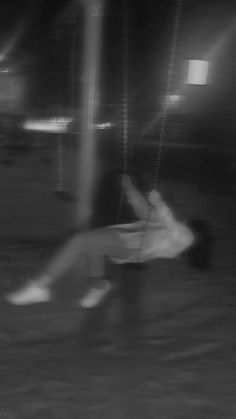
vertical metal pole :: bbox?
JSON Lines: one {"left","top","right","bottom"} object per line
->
{"left": 77, "top": 0, "right": 103, "bottom": 227}
{"left": 56, "top": 133, "right": 64, "bottom": 192}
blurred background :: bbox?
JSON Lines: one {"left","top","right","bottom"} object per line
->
{"left": 0, "top": 0, "right": 235, "bottom": 240}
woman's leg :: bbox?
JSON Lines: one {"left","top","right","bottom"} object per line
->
{"left": 6, "top": 228, "right": 130, "bottom": 305}
{"left": 44, "top": 228, "right": 128, "bottom": 282}
{"left": 77, "top": 229, "right": 132, "bottom": 308}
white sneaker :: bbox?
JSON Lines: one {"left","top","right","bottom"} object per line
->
{"left": 80, "top": 280, "right": 111, "bottom": 309}
{"left": 6, "top": 280, "right": 51, "bottom": 306}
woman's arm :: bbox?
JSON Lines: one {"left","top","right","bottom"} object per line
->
{"left": 147, "top": 190, "right": 179, "bottom": 228}
{"left": 122, "top": 175, "right": 179, "bottom": 228}
{"left": 122, "top": 175, "right": 150, "bottom": 220}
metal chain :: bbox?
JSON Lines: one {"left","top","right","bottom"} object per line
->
{"left": 153, "top": 0, "right": 183, "bottom": 188}
{"left": 137, "top": 0, "right": 183, "bottom": 261}
{"left": 71, "top": 12, "right": 77, "bottom": 114}
{"left": 116, "top": 0, "right": 129, "bottom": 224}
{"left": 56, "top": 133, "right": 64, "bottom": 192}
{"left": 116, "top": 0, "right": 183, "bottom": 266}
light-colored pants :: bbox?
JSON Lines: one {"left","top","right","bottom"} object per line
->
{"left": 45, "top": 228, "right": 131, "bottom": 281}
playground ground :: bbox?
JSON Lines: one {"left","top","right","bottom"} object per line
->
{"left": 0, "top": 141, "right": 235, "bottom": 418}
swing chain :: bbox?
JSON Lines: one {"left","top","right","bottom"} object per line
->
{"left": 117, "top": 0, "right": 129, "bottom": 224}
{"left": 153, "top": 0, "right": 183, "bottom": 188}
{"left": 122, "top": 9, "right": 129, "bottom": 178}
{"left": 117, "top": 0, "right": 183, "bottom": 260}
{"left": 56, "top": 133, "right": 64, "bottom": 192}
{"left": 138, "top": 0, "right": 183, "bottom": 261}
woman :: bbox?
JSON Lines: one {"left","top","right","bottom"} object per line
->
{"left": 6, "top": 173, "right": 209, "bottom": 308}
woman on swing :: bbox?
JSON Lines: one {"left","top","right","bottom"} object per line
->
{"left": 6, "top": 169, "right": 211, "bottom": 308}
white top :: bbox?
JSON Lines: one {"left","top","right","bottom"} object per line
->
{"left": 109, "top": 176, "right": 194, "bottom": 264}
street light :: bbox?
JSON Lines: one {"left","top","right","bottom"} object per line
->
{"left": 187, "top": 60, "right": 209, "bottom": 85}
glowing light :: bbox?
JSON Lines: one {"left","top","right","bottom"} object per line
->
{"left": 187, "top": 60, "right": 208, "bottom": 85}
{"left": 95, "top": 122, "right": 112, "bottom": 129}
{"left": 169, "top": 94, "right": 181, "bottom": 102}
{"left": 0, "top": 68, "right": 9, "bottom": 73}
{"left": 23, "top": 117, "right": 72, "bottom": 133}
{"left": 166, "top": 94, "right": 182, "bottom": 105}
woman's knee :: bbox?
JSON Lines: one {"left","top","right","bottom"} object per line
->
{"left": 80, "top": 228, "right": 108, "bottom": 253}
{"left": 83, "top": 228, "right": 120, "bottom": 256}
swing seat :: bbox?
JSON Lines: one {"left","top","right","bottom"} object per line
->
{"left": 80, "top": 263, "right": 146, "bottom": 346}
{"left": 121, "top": 262, "right": 147, "bottom": 270}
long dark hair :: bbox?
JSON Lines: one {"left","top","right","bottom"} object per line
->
{"left": 184, "top": 219, "right": 213, "bottom": 270}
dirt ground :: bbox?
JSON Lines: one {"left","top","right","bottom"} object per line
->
{"left": 0, "top": 143, "right": 236, "bottom": 418}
